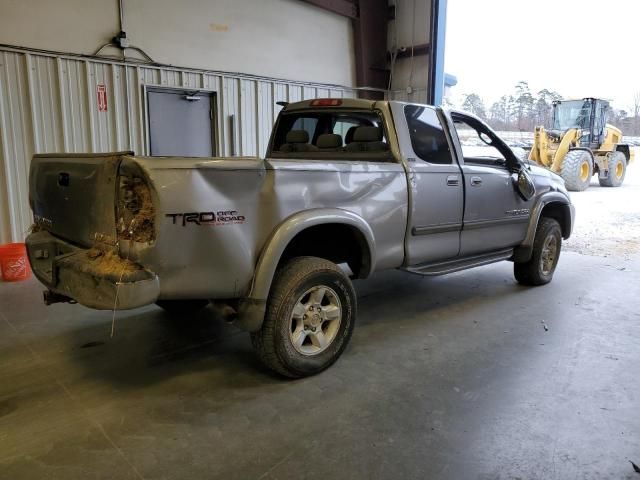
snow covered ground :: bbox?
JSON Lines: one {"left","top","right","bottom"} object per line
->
{"left": 564, "top": 149, "right": 640, "bottom": 260}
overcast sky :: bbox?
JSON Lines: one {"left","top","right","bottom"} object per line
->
{"left": 445, "top": 0, "right": 640, "bottom": 112}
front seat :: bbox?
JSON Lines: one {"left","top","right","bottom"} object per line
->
{"left": 316, "top": 133, "right": 343, "bottom": 151}
{"left": 279, "top": 130, "right": 318, "bottom": 152}
{"left": 344, "top": 126, "right": 358, "bottom": 145}
{"left": 344, "top": 126, "right": 389, "bottom": 152}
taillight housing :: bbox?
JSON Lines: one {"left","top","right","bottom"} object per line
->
{"left": 117, "top": 175, "right": 155, "bottom": 243}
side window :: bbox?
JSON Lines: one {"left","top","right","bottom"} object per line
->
{"left": 453, "top": 119, "right": 506, "bottom": 163}
{"left": 404, "top": 105, "right": 452, "bottom": 164}
{"left": 451, "top": 114, "right": 520, "bottom": 170}
{"left": 594, "top": 102, "right": 605, "bottom": 137}
{"left": 453, "top": 120, "right": 504, "bottom": 160}
{"left": 333, "top": 120, "right": 359, "bottom": 136}
{"left": 333, "top": 119, "right": 360, "bottom": 144}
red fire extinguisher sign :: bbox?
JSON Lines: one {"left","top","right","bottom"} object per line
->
{"left": 96, "top": 84, "right": 108, "bottom": 112}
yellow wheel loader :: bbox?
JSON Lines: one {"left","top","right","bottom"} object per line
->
{"left": 528, "top": 98, "right": 634, "bottom": 191}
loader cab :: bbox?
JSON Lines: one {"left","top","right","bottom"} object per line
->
{"left": 551, "top": 98, "right": 610, "bottom": 148}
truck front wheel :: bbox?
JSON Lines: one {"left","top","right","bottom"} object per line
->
{"left": 514, "top": 217, "right": 562, "bottom": 286}
{"left": 251, "top": 256, "right": 356, "bottom": 378}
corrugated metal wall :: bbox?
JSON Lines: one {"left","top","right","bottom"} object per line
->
{"left": 0, "top": 47, "right": 361, "bottom": 243}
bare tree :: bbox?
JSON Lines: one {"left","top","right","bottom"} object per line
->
{"left": 462, "top": 93, "right": 487, "bottom": 120}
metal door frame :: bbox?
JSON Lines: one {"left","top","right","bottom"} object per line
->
{"left": 143, "top": 84, "right": 219, "bottom": 157}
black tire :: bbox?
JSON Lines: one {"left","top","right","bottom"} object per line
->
{"left": 514, "top": 217, "right": 562, "bottom": 286}
{"left": 156, "top": 299, "right": 209, "bottom": 316}
{"left": 251, "top": 256, "right": 356, "bottom": 378}
{"left": 598, "top": 151, "right": 626, "bottom": 187}
{"left": 561, "top": 150, "right": 592, "bottom": 191}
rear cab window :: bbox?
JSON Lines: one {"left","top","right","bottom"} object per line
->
{"left": 269, "top": 107, "right": 393, "bottom": 162}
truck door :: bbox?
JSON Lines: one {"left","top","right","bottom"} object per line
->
{"left": 390, "top": 103, "right": 464, "bottom": 266}
{"left": 449, "top": 112, "right": 532, "bottom": 256}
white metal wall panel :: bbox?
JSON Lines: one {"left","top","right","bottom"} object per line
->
{"left": 222, "top": 76, "right": 239, "bottom": 157}
{"left": 0, "top": 47, "right": 361, "bottom": 242}
{"left": 239, "top": 79, "right": 257, "bottom": 157}
{"left": 0, "top": 51, "right": 33, "bottom": 242}
{"left": 288, "top": 85, "right": 302, "bottom": 103}
{"left": 58, "top": 58, "right": 91, "bottom": 152}
{"left": 258, "top": 81, "right": 274, "bottom": 155}
{"left": 26, "top": 55, "right": 63, "bottom": 153}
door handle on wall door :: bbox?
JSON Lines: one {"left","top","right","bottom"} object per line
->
{"left": 470, "top": 176, "right": 483, "bottom": 186}
{"left": 446, "top": 175, "right": 459, "bottom": 186}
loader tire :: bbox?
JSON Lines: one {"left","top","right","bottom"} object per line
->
{"left": 561, "top": 150, "right": 592, "bottom": 191}
{"left": 598, "top": 151, "right": 626, "bottom": 187}
{"left": 514, "top": 217, "right": 562, "bottom": 286}
{"left": 251, "top": 256, "right": 356, "bottom": 378}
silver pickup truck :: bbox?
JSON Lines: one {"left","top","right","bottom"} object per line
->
{"left": 26, "top": 98, "right": 574, "bottom": 377}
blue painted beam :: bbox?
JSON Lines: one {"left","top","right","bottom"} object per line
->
{"left": 428, "top": 0, "right": 447, "bottom": 106}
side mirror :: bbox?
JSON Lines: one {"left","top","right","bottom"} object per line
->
{"left": 515, "top": 168, "right": 536, "bottom": 201}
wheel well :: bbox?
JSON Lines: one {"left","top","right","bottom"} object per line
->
{"left": 279, "top": 224, "right": 371, "bottom": 278}
{"left": 540, "top": 202, "right": 571, "bottom": 239}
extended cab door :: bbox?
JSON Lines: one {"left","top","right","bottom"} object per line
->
{"left": 390, "top": 103, "right": 464, "bottom": 265}
{"left": 448, "top": 112, "right": 533, "bottom": 256}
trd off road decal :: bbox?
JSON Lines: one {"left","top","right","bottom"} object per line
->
{"left": 166, "top": 211, "right": 246, "bottom": 226}
{"left": 505, "top": 208, "right": 530, "bottom": 217}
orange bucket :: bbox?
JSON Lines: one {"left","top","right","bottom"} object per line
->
{"left": 0, "top": 243, "right": 31, "bottom": 282}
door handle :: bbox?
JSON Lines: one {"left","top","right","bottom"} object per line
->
{"left": 446, "top": 175, "right": 459, "bottom": 186}
{"left": 470, "top": 176, "right": 483, "bottom": 186}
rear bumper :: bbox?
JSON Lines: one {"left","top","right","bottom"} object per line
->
{"left": 26, "top": 231, "right": 159, "bottom": 310}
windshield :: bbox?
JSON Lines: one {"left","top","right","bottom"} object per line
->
{"left": 552, "top": 100, "right": 592, "bottom": 131}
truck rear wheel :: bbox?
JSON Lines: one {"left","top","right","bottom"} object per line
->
{"left": 251, "top": 256, "right": 356, "bottom": 378}
{"left": 598, "top": 151, "right": 626, "bottom": 187}
{"left": 561, "top": 150, "right": 592, "bottom": 191}
{"left": 514, "top": 217, "right": 562, "bottom": 286}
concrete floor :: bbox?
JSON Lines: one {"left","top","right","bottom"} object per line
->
{"left": 1, "top": 169, "right": 640, "bottom": 479}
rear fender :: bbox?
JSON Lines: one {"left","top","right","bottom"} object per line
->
{"left": 236, "top": 208, "right": 376, "bottom": 332}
